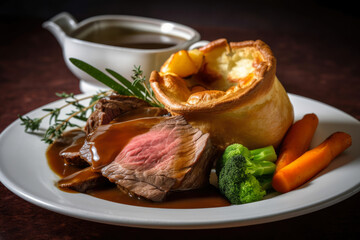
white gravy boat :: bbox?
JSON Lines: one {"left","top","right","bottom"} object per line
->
{"left": 43, "top": 12, "right": 206, "bottom": 93}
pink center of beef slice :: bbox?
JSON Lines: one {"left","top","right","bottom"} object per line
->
{"left": 114, "top": 128, "right": 181, "bottom": 171}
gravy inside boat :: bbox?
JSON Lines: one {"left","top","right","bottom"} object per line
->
{"left": 71, "top": 21, "right": 187, "bottom": 49}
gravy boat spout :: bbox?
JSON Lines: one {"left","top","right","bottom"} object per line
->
{"left": 42, "top": 12, "right": 78, "bottom": 47}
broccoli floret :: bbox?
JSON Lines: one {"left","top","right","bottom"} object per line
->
{"left": 216, "top": 144, "right": 277, "bottom": 176}
{"left": 217, "top": 144, "right": 277, "bottom": 204}
{"left": 250, "top": 146, "right": 278, "bottom": 162}
{"left": 239, "top": 175, "right": 266, "bottom": 204}
{"left": 216, "top": 143, "right": 251, "bottom": 176}
{"left": 218, "top": 155, "right": 248, "bottom": 204}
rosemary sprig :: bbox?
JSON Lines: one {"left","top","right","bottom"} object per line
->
{"left": 69, "top": 58, "right": 163, "bottom": 108}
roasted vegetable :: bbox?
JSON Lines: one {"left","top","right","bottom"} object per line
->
{"left": 272, "top": 132, "right": 352, "bottom": 193}
{"left": 275, "top": 113, "right": 319, "bottom": 172}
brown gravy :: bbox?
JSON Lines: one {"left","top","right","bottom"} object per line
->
{"left": 84, "top": 117, "right": 164, "bottom": 169}
{"left": 47, "top": 129, "right": 230, "bottom": 209}
{"left": 71, "top": 23, "right": 187, "bottom": 50}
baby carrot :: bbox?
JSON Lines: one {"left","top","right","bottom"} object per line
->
{"left": 272, "top": 132, "right": 352, "bottom": 193}
{"left": 275, "top": 113, "right": 319, "bottom": 172}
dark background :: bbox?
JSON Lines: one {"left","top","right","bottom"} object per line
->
{"left": 1, "top": 0, "right": 359, "bottom": 25}
{"left": 1, "top": 1, "right": 359, "bottom": 239}
{"left": 1, "top": 0, "right": 359, "bottom": 39}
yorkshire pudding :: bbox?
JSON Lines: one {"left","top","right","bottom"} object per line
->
{"left": 150, "top": 39, "right": 294, "bottom": 149}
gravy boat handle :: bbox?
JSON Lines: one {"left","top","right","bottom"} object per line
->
{"left": 42, "top": 12, "right": 78, "bottom": 47}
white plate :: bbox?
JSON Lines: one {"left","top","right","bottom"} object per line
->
{"left": 0, "top": 93, "right": 359, "bottom": 229}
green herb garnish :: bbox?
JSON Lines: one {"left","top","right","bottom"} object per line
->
{"left": 19, "top": 60, "right": 163, "bottom": 144}
{"left": 19, "top": 91, "right": 109, "bottom": 143}
{"left": 69, "top": 58, "right": 163, "bottom": 107}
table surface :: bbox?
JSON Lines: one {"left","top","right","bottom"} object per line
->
{"left": 1, "top": 3, "right": 359, "bottom": 239}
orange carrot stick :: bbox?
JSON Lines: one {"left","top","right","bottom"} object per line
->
{"left": 272, "top": 132, "right": 352, "bottom": 193}
{"left": 275, "top": 113, "right": 319, "bottom": 172}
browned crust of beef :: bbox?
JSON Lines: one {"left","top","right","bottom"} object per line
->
{"left": 116, "top": 179, "right": 176, "bottom": 202}
{"left": 57, "top": 167, "right": 110, "bottom": 193}
{"left": 56, "top": 130, "right": 89, "bottom": 167}
{"left": 60, "top": 151, "right": 89, "bottom": 167}
{"left": 84, "top": 95, "right": 151, "bottom": 134}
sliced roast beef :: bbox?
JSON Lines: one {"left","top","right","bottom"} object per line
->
{"left": 60, "top": 94, "right": 167, "bottom": 169}
{"left": 58, "top": 130, "right": 88, "bottom": 167}
{"left": 57, "top": 94, "right": 171, "bottom": 193}
{"left": 57, "top": 167, "right": 110, "bottom": 192}
{"left": 84, "top": 95, "right": 151, "bottom": 134}
{"left": 80, "top": 117, "right": 165, "bottom": 170}
{"left": 101, "top": 116, "right": 217, "bottom": 202}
